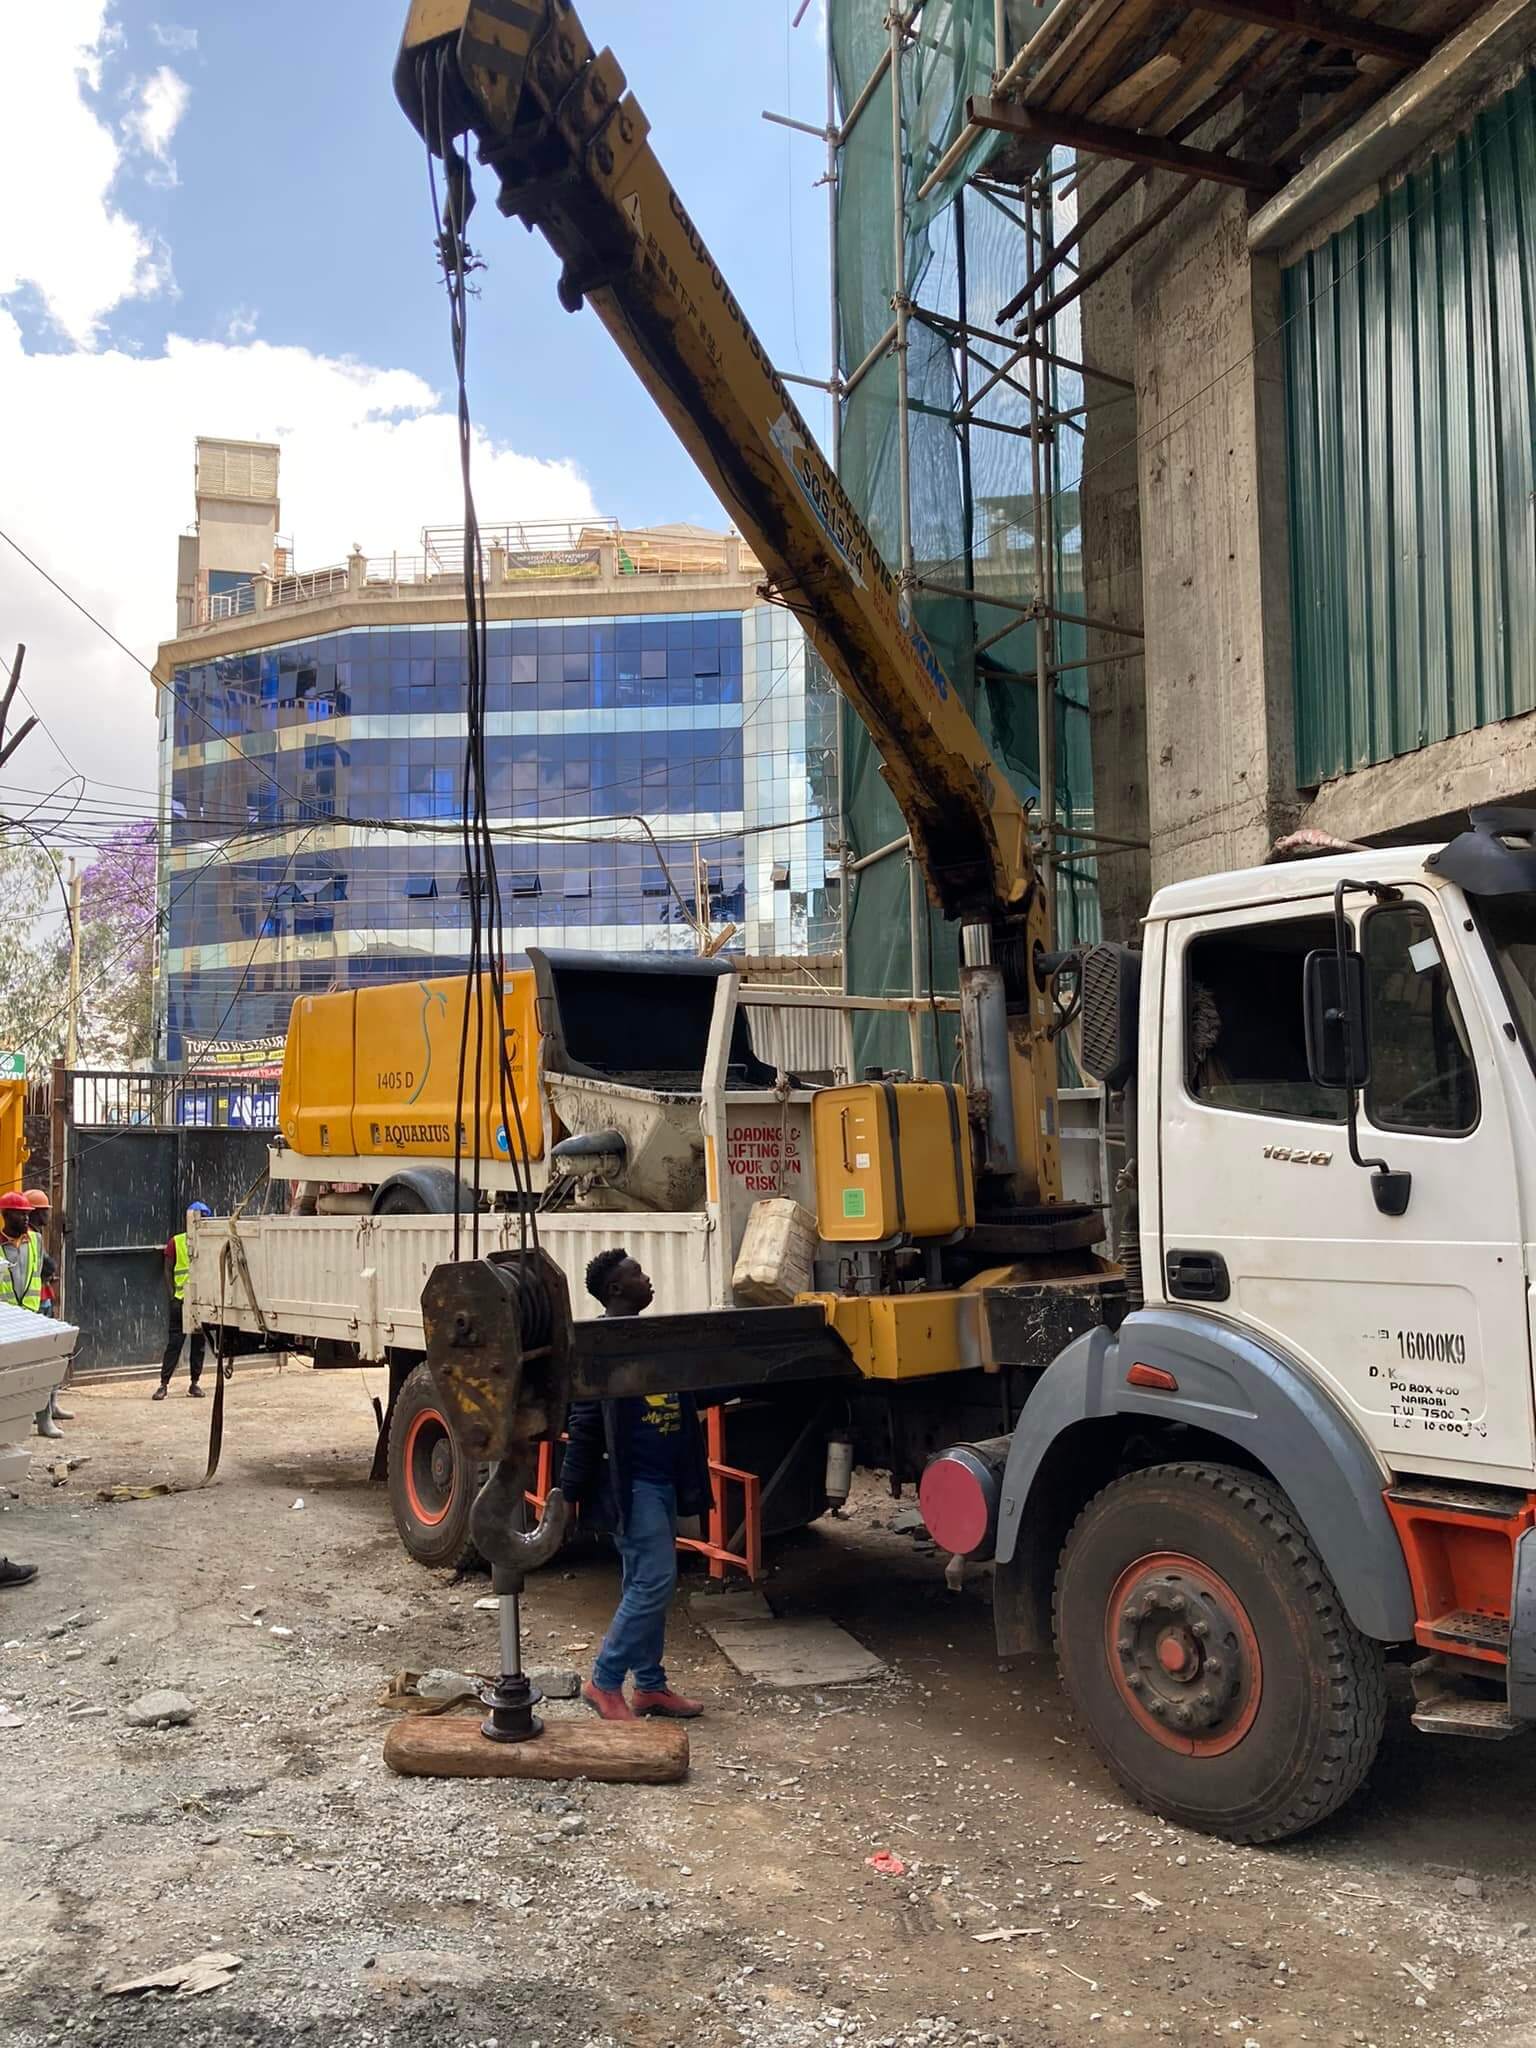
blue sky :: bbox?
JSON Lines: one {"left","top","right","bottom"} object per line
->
{"left": 0, "top": 3, "right": 836, "bottom": 799}
{"left": 82, "top": 1, "right": 834, "bottom": 525}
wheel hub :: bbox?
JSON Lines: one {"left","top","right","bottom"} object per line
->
{"left": 1106, "top": 1552, "right": 1262, "bottom": 1755}
{"left": 1155, "top": 1630, "right": 1198, "bottom": 1679}
{"left": 430, "top": 1439, "right": 454, "bottom": 1493}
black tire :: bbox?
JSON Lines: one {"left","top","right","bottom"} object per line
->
{"left": 386, "top": 1361, "right": 486, "bottom": 1569}
{"left": 1054, "top": 1461, "right": 1387, "bottom": 1845}
{"left": 371, "top": 1168, "right": 477, "bottom": 1216}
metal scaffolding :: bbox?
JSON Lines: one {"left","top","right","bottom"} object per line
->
{"left": 767, "top": 1, "right": 1144, "bottom": 1043}
{"left": 769, "top": 0, "right": 1463, "bottom": 1035}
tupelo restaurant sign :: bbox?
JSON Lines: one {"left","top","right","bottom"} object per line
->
{"left": 184, "top": 1034, "right": 286, "bottom": 1080}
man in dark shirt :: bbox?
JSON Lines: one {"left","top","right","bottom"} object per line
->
{"left": 560, "top": 1248, "right": 712, "bottom": 1723}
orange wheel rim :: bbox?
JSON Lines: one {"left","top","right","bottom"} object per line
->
{"left": 402, "top": 1407, "right": 454, "bottom": 1527}
{"left": 1104, "top": 1550, "right": 1263, "bottom": 1757}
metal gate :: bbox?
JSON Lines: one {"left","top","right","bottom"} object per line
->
{"left": 56, "top": 1070, "right": 277, "bottom": 1379}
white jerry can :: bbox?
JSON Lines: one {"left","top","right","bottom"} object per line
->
{"left": 731, "top": 1197, "right": 819, "bottom": 1306}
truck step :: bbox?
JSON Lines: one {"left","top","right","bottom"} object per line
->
{"left": 1410, "top": 1690, "right": 1521, "bottom": 1740}
{"left": 1410, "top": 1654, "right": 1521, "bottom": 1740}
{"left": 1386, "top": 1480, "right": 1533, "bottom": 1521}
{"left": 1421, "top": 1609, "right": 1510, "bottom": 1655}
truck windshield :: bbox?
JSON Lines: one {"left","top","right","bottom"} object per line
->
{"left": 1476, "top": 894, "right": 1536, "bottom": 1072}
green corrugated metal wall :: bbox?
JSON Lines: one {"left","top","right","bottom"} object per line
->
{"left": 1285, "top": 71, "right": 1536, "bottom": 789}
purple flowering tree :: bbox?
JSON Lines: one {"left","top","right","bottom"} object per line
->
{"left": 0, "top": 839, "right": 67, "bottom": 1063}
{"left": 74, "top": 821, "right": 158, "bottom": 1064}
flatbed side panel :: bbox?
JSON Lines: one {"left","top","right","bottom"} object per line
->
{"left": 372, "top": 1213, "right": 717, "bottom": 1340}
{"left": 186, "top": 1212, "right": 717, "bottom": 1360}
{"left": 186, "top": 1218, "right": 371, "bottom": 1352}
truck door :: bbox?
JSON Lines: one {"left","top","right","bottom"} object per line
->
{"left": 1156, "top": 887, "right": 1533, "bottom": 1484}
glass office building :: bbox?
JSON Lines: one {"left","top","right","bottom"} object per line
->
{"left": 157, "top": 455, "right": 837, "bottom": 1066}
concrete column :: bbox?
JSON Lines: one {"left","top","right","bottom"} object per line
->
{"left": 487, "top": 541, "right": 507, "bottom": 587}
{"left": 1131, "top": 175, "right": 1297, "bottom": 888}
{"left": 251, "top": 572, "right": 271, "bottom": 612}
{"left": 347, "top": 548, "right": 366, "bottom": 594}
{"left": 725, "top": 534, "right": 742, "bottom": 577}
{"left": 1079, "top": 160, "right": 1151, "bottom": 942}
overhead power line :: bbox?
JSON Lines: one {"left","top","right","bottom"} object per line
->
{"left": 0, "top": 525, "right": 309, "bottom": 814}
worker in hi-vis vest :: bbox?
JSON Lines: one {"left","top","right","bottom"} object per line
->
{"left": 0, "top": 1189, "right": 62, "bottom": 1441}
{"left": 155, "top": 1202, "right": 212, "bottom": 1401}
{"left": 26, "top": 1189, "right": 70, "bottom": 1427}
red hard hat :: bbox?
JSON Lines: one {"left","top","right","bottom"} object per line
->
{"left": 22, "top": 1189, "right": 48, "bottom": 1208}
{"left": 0, "top": 1191, "right": 32, "bottom": 1212}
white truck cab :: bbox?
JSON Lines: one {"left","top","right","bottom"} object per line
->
{"left": 970, "top": 812, "right": 1536, "bottom": 1843}
{"left": 1141, "top": 828, "right": 1536, "bottom": 1493}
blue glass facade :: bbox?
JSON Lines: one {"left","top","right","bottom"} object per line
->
{"left": 161, "top": 603, "right": 836, "bottom": 1062}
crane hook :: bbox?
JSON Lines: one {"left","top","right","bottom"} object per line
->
{"left": 469, "top": 1457, "right": 569, "bottom": 1594}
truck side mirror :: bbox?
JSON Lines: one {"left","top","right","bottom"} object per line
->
{"left": 1304, "top": 949, "right": 1371, "bottom": 1091}
{"left": 1078, "top": 942, "right": 1141, "bottom": 1091}
{"left": 1307, "top": 918, "right": 1411, "bottom": 1218}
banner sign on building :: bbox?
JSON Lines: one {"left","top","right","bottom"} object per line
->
{"left": 177, "top": 1084, "right": 280, "bottom": 1129}
{"left": 185, "top": 1034, "right": 286, "bottom": 1080}
{"left": 505, "top": 548, "right": 600, "bottom": 580}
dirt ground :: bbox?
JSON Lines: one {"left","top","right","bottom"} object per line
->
{"left": 4, "top": 1367, "right": 1536, "bottom": 2048}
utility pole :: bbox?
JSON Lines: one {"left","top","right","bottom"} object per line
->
{"left": 692, "top": 842, "right": 710, "bottom": 955}
{"left": 64, "top": 861, "right": 82, "bottom": 1071}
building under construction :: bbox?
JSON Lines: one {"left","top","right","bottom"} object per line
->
{"left": 807, "top": 0, "right": 1536, "bottom": 1018}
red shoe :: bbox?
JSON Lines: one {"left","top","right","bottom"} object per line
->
{"left": 581, "top": 1681, "right": 636, "bottom": 1722}
{"left": 631, "top": 1687, "right": 704, "bottom": 1719}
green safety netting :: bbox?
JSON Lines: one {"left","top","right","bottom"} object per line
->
{"left": 830, "top": 0, "right": 1097, "bottom": 1076}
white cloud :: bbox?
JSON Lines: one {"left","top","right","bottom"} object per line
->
{"left": 0, "top": 316, "right": 596, "bottom": 806}
{"left": 151, "top": 23, "right": 198, "bottom": 53}
{"left": 0, "top": 10, "right": 596, "bottom": 813}
{"left": 123, "top": 64, "right": 189, "bottom": 173}
{"left": 0, "top": 2, "right": 166, "bottom": 344}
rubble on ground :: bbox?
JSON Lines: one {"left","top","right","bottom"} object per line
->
{"left": 2, "top": 1370, "right": 1532, "bottom": 2048}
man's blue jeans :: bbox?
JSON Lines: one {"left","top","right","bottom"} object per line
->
{"left": 593, "top": 1478, "right": 677, "bottom": 1693}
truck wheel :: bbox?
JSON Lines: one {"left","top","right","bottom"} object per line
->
{"left": 371, "top": 1168, "right": 477, "bottom": 1216}
{"left": 386, "top": 1362, "right": 485, "bottom": 1570}
{"left": 1054, "top": 1462, "right": 1386, "bottom": 1844}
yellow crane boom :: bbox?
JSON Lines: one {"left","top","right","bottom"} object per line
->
{"left": 395, "top": 0, "right": 1061, "bottom": 1203}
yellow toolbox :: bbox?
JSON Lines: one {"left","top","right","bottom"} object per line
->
{"left": 812, "top": 1080, "right": 974, "bottom": 1242}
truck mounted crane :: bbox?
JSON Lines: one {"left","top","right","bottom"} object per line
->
{"left": 391, "top": 0, "right": 1077, "bottom": 1234}
{"left": 188, "top": 0, "right": 1536, "bottom": 1845}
